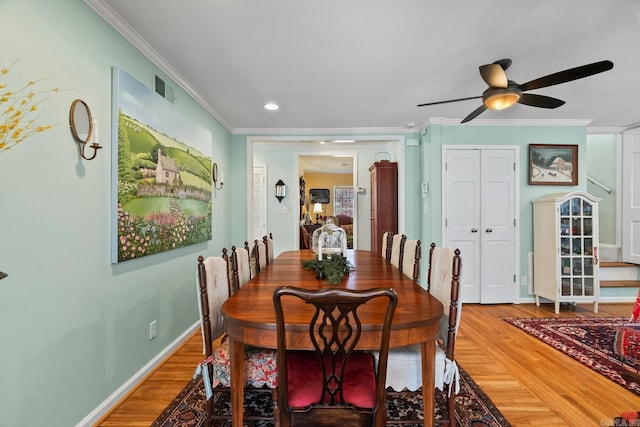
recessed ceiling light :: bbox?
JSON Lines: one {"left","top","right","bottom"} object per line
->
{"left": 332, "top": 139, "right": 355, "bottom": 144}
{"left": 264, "top": 103, "right": 279, "bottom": 111}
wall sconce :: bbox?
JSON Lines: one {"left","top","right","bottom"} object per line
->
{"left": 275, "top": 179, "right": 286, "bottom": 203}
{"left": 69, "top": 99, "right": 102, "bottom": 160}
{"left": 212, "top": 162, "right": 224, "bottom": 190}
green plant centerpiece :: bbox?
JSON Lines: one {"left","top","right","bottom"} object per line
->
{"left": 302, "top": 253, "right": 353, "bottom": 285}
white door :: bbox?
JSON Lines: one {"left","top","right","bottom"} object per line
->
{"left": 443, "top": 147, "right": 518, "bottom": 303}
{"left": 622, "top": 129, "right": 640, "bottom": 264}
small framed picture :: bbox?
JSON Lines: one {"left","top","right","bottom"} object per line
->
{"left": 528, "top": 144, "right": 578, "bottom": 185}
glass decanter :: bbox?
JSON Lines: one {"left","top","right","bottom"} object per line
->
{"left": 311, "top": 218, "right": 347, "bottom": 257}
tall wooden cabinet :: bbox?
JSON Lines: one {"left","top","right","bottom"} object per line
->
{"left": 533, "top": 192, "right": 601, "bottom": 314}
{"left": 369, "top": 161, "right": 398, "bottom": 254}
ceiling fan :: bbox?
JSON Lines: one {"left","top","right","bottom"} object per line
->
{"left": 418, "top": 59, "right": 614, "bottom": 123}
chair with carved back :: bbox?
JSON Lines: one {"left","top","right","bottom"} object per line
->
{"left": 380, "top": 243, "right": 462, "bottom": 427}
{"left": 400, "top": 239, "right": 422, "bottom": 282}
{"left": 251, "top": 238, "right": 268, "bottom": 275}
{"left": 264, "top": 233, "right": 274, "bottom": 265}
{"left": 195, "top": 254, "right": 278, "bottom": 426}
{"left": 229, "top": 245, "right": 252, "bottom": 294}
{"left": 381, "top": 231, "right": 394, "bottom": 262}
{"left": 273, "top": 286, "right": 398, "bottom": 427}
{"left": 389, "top": 234, "right": 407, "bottom": 269}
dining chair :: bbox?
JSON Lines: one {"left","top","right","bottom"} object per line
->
{"left": 264, "top": 233, "right": 274, "bottom": 264}
{"left": 381, "top": 231, "right": 394, "bottom": 261}
{"left": 273, "top": 286, "right": 398, "bottom": 427}
{"left": 389, "top": 233, "right": 407, "bottom": 269}
{"left": 243, "top": 240, "right": 257, "bottom": 278}
{"left": 401, "top": 239, "right": 422, "bottom": 281}
{"left": 379, "top": 243, "right": 462, "bottom": 427}
{"left": 252, "top": 238, "right": 268, "bottom": 274}
{"left": 229, "top": 245, "right": 251, "bottom": 294}
{"left": 195, "top": 255, "right": 278, "bottom": 426}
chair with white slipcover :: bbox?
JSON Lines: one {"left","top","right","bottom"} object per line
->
{"left": 377, "top": 243, "right": 462, "bottom": 427}
{"left": 195, "top": 254, "right": 278, "bottom": 426}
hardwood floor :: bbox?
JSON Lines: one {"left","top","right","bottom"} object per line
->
{"left": 97, "top": 302, "right": 640, "bottom": 426}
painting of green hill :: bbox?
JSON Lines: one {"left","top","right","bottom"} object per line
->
{"left": 113, "top": 67, "right": 213, "bottom": 263}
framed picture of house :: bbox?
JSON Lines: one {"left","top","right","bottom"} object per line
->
{"left": 529, "top": 144, "right": 578, "bottom": 186}
{"left": 111, "top": 67, "right": 213, "bottom": 263}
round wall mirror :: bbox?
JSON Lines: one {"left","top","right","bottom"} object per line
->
{"left": 69, "top": 99, "right": 93, "bottom": 143}
{"left": 212, "top": 162, "right": 219, "bottom": 183}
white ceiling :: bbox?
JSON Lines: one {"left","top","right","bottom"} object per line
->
{"left": 87, "top": 0, "right": 640, "bottom": 132}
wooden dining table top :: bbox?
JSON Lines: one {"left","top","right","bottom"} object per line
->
{"left": 222, "top": 249, "right": 444, "bottom": 350}
{"left": 221, "top": 248, "right": 443, "bottom": 427}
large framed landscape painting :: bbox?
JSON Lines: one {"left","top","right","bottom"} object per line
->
{"left": 529, "top": 144, "right": 578, "bottom": 186}
{"left": 111, "top": 68, "right": 213, "bottom": 263}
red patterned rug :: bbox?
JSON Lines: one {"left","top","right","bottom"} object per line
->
{"left": 152, "top": 365, "right": 511, "bottom": 426}
{"left": 504, "top": 317, "right": 640, "bottom": 396}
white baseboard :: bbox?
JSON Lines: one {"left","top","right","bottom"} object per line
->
{"left": 76, "top": 321, "right": 200, "bottom": 427}
{"left": 519, "top": 296, "right": 637, "bottom": 304}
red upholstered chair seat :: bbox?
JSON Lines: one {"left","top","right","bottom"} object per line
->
{"left": 286, "top": 351, "right": 377, "bottom": 409}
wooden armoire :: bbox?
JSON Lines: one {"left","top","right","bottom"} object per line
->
{"left": 369, "top": 161, "right": 398, "bottom": 254}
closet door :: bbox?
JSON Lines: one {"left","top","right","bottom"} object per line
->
{"left": 443, "top": 147, "right": 518, "bottom": 304}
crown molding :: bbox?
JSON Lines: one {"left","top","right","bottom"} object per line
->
{"left": 587, "top": 126, "right": 627, "bottom": 135}
{"left": 430, "top": 117, "right": 594, "bottom": 127}
{"left": 233, "top": 127, "right": 419, "bottom": 135}
{"left": 83, "top": 0, "right": 232, "bottom": 131}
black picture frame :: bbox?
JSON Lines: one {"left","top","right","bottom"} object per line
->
{"left": 529, "top": 144, "right": 578, "bottom": 186}
{"left": 310, "top": 188, "right": 330, "bottom": 204}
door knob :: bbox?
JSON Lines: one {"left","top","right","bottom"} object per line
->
{"left": 486, "top": 228, "right": 493, "bottom": 233}
{"left": 471, "top": 228, "right": 478, "bottom": 233}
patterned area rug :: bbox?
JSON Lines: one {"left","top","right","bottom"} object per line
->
{"left": 152, "top": 365, "right": 511, "bottom": 426}
{"left": 504, "top": 317, "right": 640, "bottom": 396}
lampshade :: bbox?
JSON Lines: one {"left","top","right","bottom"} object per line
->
{"left": 313, "top": 202, "right": 323, "bottom": 214}
{"left": 483, "top": 87, "right": 521, "bottom": 110}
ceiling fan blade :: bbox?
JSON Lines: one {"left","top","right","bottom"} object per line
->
{"left": 461, "top": 105, "right": 488, "bottom": 123}
{"left": 518, "top": 93, "right": 566, "bottom": 109}
{"left": 480, "top": 64, "right": 508, "bottom": 88}
{"left": 494, "top": 58, "right": 512, "bottom": 71}
{"left": 519, "top": 60, "right": 613, "bottom": 92}
{"left": 417, "top": 95, "right": 482, "bottom": 107}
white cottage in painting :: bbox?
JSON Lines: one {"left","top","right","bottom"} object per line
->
{"left": 155, "top": 148, "right": 180, "bottom": 185}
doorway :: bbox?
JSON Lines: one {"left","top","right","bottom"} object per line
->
{"left": 442, "top": 146, "right": 520, "bottom": 304}
{"left": 298, "top": 155, "right": 356, "bottom": 249}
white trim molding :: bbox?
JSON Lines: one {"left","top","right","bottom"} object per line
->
{"left": 75, "top": 322, "right": 200, "bottom": 427}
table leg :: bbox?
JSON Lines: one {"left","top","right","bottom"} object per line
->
{"left": 229, "top": 337, "right": 245, "bottom": 426}
{"left": 421, "top": 340, "right": 435, "bottom": 427}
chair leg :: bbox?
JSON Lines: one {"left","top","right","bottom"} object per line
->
{"left": 447, "top": 388, "right": 456, "bottom": 427}
{"left": 272, "top": 386, "right": 280, "bottom": 427}
{"left": 205, "top": 394, "right": 213, "bottom": 427}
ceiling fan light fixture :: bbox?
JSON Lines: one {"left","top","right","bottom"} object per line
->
{"left": 483, "top": 87, "right": 521, "bottom": 110}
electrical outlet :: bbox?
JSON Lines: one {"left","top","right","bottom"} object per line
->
{"left": 521, "top": 276, "right": 528, "bottom": 287}
{"left": 149, "top": 320, "right": 157, "bottom": 340}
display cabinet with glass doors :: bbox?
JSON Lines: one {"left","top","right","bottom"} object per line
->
{"left": 533, "top": 192, "right": 601, "bottom": 314}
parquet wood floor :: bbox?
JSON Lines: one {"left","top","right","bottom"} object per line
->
{"left": 97, "top": 302, "right": 640, "bottom": 426}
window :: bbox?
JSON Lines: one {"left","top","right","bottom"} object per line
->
{"left": 333, "top": 186, "right": 354, "bottom": 217}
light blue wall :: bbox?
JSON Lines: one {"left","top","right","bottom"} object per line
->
{"left": 0, "top": 0, "right": 232, "bottom": 425}
{"left": 421, "top": 124, "right": 633, "bottom": 299}
{"left": 233, "top": 134, "right": 422, "bottom": 254}
{"left": 421, "top": 123, "right": 588, "bottom": 299}
{"left": 0, "top": 2, "right": 633, "bottom": 426}
{"left": 587, "top": 134, "right": 618, "bottom": 244}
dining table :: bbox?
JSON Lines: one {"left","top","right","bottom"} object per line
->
{"left": 221, "top": 249, "right": 444, "bottom": 427}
